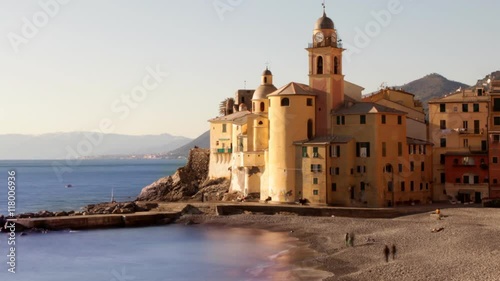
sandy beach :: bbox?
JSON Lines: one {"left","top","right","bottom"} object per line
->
{"left": 181, "top": 206, "right": 500, "bottom": 281}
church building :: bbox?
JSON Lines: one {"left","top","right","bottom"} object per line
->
{"left": 208, "top": 7, "right": 433, "bottom": 207}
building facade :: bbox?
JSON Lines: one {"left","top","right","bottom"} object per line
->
{"left": 207, "top": 8, "right": 433, "bottom": 207}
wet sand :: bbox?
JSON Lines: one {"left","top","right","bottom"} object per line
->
{"left": 182, "top": 207, "right": 500, "bottom": 281}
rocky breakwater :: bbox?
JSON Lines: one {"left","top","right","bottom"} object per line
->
{"left": 137, "top": 148, "right": 230, "bottom": 202}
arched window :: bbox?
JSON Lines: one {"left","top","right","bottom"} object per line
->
{"left": 334, "top": 57, "right": 339, "bottom": 74}
{"left": 264, "top": 77, "right": 267, "bottom": 83}
{"left": 317, "top": 56, "right": 323, "bottom": 74}
{"left": 258, "top": 121, "right": 263, "bottom": 125}
{"left": 281, "top": 98, "right": 290, "bottom": 107}
{"left": 307, "top": 119, "right": 313, "bottom": 139}
{"left": 260, "top": 102, "right": 265, "bottom": 112}
{"left": 252, "top": 102, "right": 255, "bottom": 112}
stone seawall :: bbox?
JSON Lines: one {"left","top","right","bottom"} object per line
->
{"left": 7, "top": 212, "right": 180, "bottom": 231}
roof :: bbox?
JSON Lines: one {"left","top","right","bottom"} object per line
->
{"left": 294, "top": 135, "right": 353, "bottom": 145}
{"left": 333, "top": 102, "right": 407, "bottom": 115}
{"left": 268, "top": 82, "right": 318, "bottom": 97}
{"left": 208, "top": 110, "right": 253, "bottom": 123}
{"left": 253, "top": 84, "right": 277, "bottom": 100}
{"left": 428, "top": 91, "right": 490, "bottom": 103}
{"left": 407, "top": 137, "right": 433, "bottom": 146}
{"left": 315, "top": 11, "right": 334, "bottom": 30}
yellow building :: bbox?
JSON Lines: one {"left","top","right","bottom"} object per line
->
{"left": 207, "top": 7, "right": 433, "bottom": 207}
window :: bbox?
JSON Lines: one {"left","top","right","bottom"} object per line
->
{"left": 474, "top": 176, "right": 479, "bottom": 184}
{"left": 463, "top": 121, "right": 468, "bottom": 129}
{"left": 258, "top": 121, "right": 263, "bottom": 125}
{"left": 440, "top": 138, "right": 447, "bottom": 148}
{"left": 410, "top": 161, "right": 414, "bottom": 172}
{"left": 440, "top": 154, "right": 445, "bottom": 164}
{"left": 494, "top": 179, "right": 498, "bottom": 184}
{"left": 360, "top": 115, "right": 366, "bottom": 124}
{"left": 421, "top": 162, "right": 425, "bottom": 172}
{"left": 334, "top": 56, "right": 339, "bottom": 74}
{"left": 331, "top": 183, "right": 337, "bottom": 192}
{"left": 473, "top": 103, "right": 479, "bottom": 112}
{"left": 260, "top": 102, "right": 265, "bottom": 112}
{"left": 455, "top": 178, "right": 461, "bottom": 183}
{"left": 493, "top": 157, "right": 498, "bottom": 164}
{"left": 313, "top": 147, "right": 319, "bottom": 158}
{"left": 439, "top": 104, "right": 446, "bottom": 112}
{"left": 463, "top": 176, "right": 470, "bottom": 184}
{"left": 360, "top": 182, "right": 365, "bottom": 191}
{"left": 302, "top": 147, "right": 308, "bottom": 157}
{"left": 398, "top": 116, "right": 402, "bottom": 125}
{"left": 494, "top": 135, "right": 500, "bottom": 142}
{"left": 335, "top": 167, "right": 340, "bottom": 175}
{"left": 426, "top": 183, "right": 429, "bottom": 190}
{"left": 317, "top": 56, "right": 323, "bottom": 74}
{"left": 398, "top": 164, "right": 403, "bottom": 173}
{"left": 310, "top": 164, "right": 322, "bottom": 172}
{"left": 494, "top": 98, "right": 500, "bottom": 112}
{"left": 313, "top": 178, "right": 318, "bottom": 185}
{"left": 313, "top": 190, "right": 319, "bottom": 195}
{"left": 410, "top": 181, "right": 414, "bottom": 191}
{"left": 398, "top": 142, "right": 402, "bottom": 156}
{"left": 462, "top": 104, "right": 468, "bottom": 112}
{"left": 330, "top": 145, "right": 340, "bottom": 157}
{"left": 252, "top": 102, "right": 255, "bottom": 111}
{"left": 382, "top": 142, "right": 387, "bottom": 157}
{"left": 440, "top": 120, "right": 446, "bottom": 130}
{"left": 463, "top": 139, "right": 469, "bottom": 148}
{"left": 336, "top": 115, "right": 346, "bottom": 125}
{"left": 494, "top": 117, "right": 500, "bottom": 126}
{"left": 281, "top": 98, "right": 290, "bottom": 107}
{"left": 440, "top": 173, "right": 445, "bottom": 184}
{"left": 420, "top": 183, "right": 423, "bottom": 190}
{"left": 222, "top": 124, "right": 227, "bottom": 133}
{"left": 477, "top": 89, "right": 483, "bottom": 96}
{"left": 356, "top": 142, "right": 371, "bottom": 157}
{"left": 307, "top": 98, "right": 313, "bottom": 106}
{"left": 401, "top": 181, "right": 405, "bottom": 192}
{"left": 382, "top": 115, "right": 386, "bottom": 124}
{"left": 474, "top": 120, "right": 480, "bottom": 134}
{"left": 241, "top": 97, "right": 245, "bottom": 103}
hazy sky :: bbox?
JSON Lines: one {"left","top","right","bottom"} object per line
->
{"left": 1, "top": 0, "right": 498, "bottom": 138}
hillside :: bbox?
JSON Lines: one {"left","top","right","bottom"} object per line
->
{"left": 0, "top": 132, "right": 191, "bottom": 160}
{"left": 399, "top": 73, "right": 469, "bottom": 106}
{"left": 165, "top": 130, "right": 210, "bottom": 158}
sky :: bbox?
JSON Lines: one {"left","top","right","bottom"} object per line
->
{"left": 0, "top": 0, "right": 499, "bottom": 138}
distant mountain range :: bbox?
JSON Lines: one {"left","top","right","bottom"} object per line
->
{"left": 0, "top": 132, "right": 192, "bottom": 160}
{"left": 164, "top": 130, "right": 210, "bottom": 158}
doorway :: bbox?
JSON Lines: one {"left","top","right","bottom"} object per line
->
{"left": 475, "top": 192, "right": 482, "bottom": 204}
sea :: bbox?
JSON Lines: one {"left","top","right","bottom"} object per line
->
{"left": 0, "top": 159, "right": 325, "bottom": 281}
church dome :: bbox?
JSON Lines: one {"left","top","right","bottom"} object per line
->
{"left": 315, "top": 11, "right": 334, "bottom": 30}
{"left": 253, "top": 84, "right": 277, "bottom": 100}
{"left": 263, "top": 69, "right": 273, "bottom": 76}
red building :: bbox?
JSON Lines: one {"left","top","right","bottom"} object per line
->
{"left": 444, "top": 152, "right": 489, "bottom": 203}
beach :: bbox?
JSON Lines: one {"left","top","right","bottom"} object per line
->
{"left": 184, "top": 206, "right": 500, "bottom": 281}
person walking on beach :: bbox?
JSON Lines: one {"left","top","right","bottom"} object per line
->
{"left": 344, "top": 233, "right": 349, "bottom": 247}
{"left": 348, "top": 233, "right": 355, "bottom": 247}
{"left": 391, "top": 244, "right": 397, "bottom": 260}
{"left": 384, "top": 245, "right": 390, "bottom": 262}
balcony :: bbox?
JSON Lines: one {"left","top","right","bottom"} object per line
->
{"left": 458, "top": 128, "right": 484, "bottom": 135}
{"left": 213, "top": 148, "right": 232, "bottom": 154}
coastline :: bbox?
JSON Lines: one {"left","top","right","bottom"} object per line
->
{"left": 182, "top": 207, "right": 500, "bottom": 281}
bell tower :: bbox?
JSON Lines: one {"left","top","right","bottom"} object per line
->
{"left": 307, "top": 5, "right": 345, "bottom": 136}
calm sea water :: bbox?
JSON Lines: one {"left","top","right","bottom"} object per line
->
{"left": 0, "top": 159, "right": 185, "bottom": 215}
{"left": 0, "top": 160, "right": 312, "bottom": 281}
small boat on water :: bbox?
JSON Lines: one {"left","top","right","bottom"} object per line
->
{"left": 65, "top": 184, "right": 73, "bottom": 188}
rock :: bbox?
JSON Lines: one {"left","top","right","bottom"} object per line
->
{"left": 55, "top": 211, "right": 68, "bottom": 217}
{"left": 181, "top": 204, "right": 203, "bottom": 215}
{"left": 136, "top": 148, "right": 210, "bottom": 202}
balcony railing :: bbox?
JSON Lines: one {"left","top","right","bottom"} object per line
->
{"left": 213, "top": 148, "right": 232, "bottom": 154}
{"left": 458, "top": 128, "right": 483, "bottom": 135}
